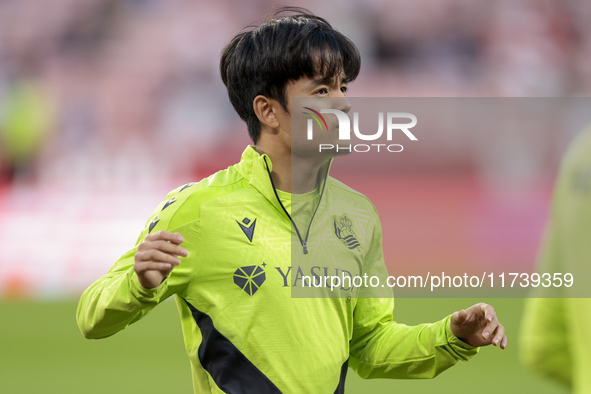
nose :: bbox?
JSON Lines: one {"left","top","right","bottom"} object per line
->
{"left": 333, "top": 96, "right": 352, "bottom": 115}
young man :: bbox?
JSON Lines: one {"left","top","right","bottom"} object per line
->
{"left": 77, "top": 8, "right": 507, "bottom": 393}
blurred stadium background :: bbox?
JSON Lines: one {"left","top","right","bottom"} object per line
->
{"left": 0, "top": 0, "right": 588, "bottom": 392}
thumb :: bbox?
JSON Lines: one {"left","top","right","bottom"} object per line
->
{"left": 451, "top": 309, "right": 468, "bottom": 326}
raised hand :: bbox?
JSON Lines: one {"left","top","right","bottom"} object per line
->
{"left": 450, "top": 303, "right": 507, "bottom": 349}
{"left": 134, "top": 231, "right": 188, "bottom": 289}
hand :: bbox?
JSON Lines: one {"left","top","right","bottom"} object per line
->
{"left": 134, "top": 231, "right": 188, "bottom": 289}
{"left": 450, "top": 303, "right": 507, "bottom": 349}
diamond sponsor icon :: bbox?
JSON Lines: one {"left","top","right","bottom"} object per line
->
{"left": 233, "top": 265, "right": 266, "bottom": 295}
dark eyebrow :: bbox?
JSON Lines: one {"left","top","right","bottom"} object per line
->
{"left": 309, "top": 75, "right": 348, "bottom": 87}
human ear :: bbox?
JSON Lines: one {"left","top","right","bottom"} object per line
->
{"left": 253, "top": 95, "right": 280, "bottom": 129}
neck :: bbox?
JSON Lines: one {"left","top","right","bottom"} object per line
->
{"left": 255, "top": 145, "right": 328, "bottom": 194}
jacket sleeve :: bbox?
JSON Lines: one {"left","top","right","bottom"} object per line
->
{"left": 349, "top": 210, "right": 479, "bottom": 379}
{"left": 519, "top": 295, "right": 572, "bottom": 387}
{"left": 76, "top": 193, "right": 198, "bottom": 339}
{"left": 519, "top": 218, "right": 573, "bottom": 387}
{"left": 518, "top": 154, "right": 574, "bottom": 387}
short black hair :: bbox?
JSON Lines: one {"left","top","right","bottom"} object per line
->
{"left": 220, "top": 6, "right": 361, "bottom": 144}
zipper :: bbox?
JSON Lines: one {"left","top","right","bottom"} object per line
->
{"left": 264, "top": 156, "right": 331, "bottom": 255}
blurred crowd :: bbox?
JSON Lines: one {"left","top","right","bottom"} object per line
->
{"left": 0, "top": 0, "right": 590, "bottom": 187}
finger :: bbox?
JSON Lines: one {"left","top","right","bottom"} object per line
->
{"left": 491, "top": 323, "right": 505, "bottom": 346}
{"left": 480, "top": 303, "right": 495, "bottom": 322}
{"left": 482, "top": 312, "right": 499, "bottom": 340}
{"left": 500, "top": 335, "right": 508, "bottom": 349}
{"left": 134, "top": 261, "right": 174, "bottom": 273}
{"left": 139, "top": 240, "right": 188, "bottom": 257}
{"left": 136, "top": 249, "right": 181, "bottom": 265}
{"left": 451, "top": 309, "right": 468, "bottom": 325}
{"left": 145, "top": 231, "right": 185, "bottom": 245}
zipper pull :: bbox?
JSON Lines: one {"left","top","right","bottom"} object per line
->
{"left": 302, "top": 240, "right": 308, "bottom": 254}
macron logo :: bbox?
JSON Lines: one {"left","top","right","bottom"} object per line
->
{"left": 237, "top": 217, "right": 256, "bottom": 243}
